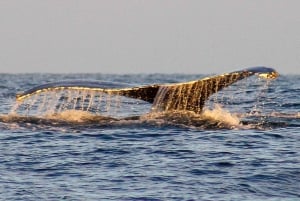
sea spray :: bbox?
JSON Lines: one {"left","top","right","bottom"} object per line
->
{"left": 44, "top": 110, "right": 96, "bottom": 123}
{"left": 202, "top": 104, "right": 241, "bottom": 127}
{"left": 141, "top": 104, "right": 242, "bottom": 129}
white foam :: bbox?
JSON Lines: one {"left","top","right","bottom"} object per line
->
{"left": 202, "top": 104, "right": 241, "bottom": 127}
{"left": 44, "top": 110, "right": 96, "bottom": 123}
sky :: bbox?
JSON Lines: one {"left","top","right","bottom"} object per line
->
{"left": 0, "top": 0, "right": 299, "bottom": 74}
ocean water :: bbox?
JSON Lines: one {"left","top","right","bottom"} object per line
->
{"left": 0, "top": 73, "right": 299, "bottom": 201}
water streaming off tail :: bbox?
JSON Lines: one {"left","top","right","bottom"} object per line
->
{"left": 152, "top": 83, "right": 202, "bottom": 113}
{"left": 11, "top": 89, "right": 151, "bottom": 118}
{"left": 152, "top": 74, "right": 235, "bottom": 113}
{"left": 152, "top": 75, "right": 275, "bottom": 116}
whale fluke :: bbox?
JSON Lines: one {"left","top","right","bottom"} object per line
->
{"left": 16, "top": 66, "right": 278, "bottom": 114}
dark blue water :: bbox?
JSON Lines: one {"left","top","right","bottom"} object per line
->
{"left": 0, "top": 73, "right": 299, "bottom": 201}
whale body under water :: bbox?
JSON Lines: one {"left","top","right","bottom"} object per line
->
{"left": 15, "top": 66, "right": 278, "bottom": 118}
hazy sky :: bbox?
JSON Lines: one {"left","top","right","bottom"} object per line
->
{"left": 0, "top": 0, "right": 299, "bottom": 74}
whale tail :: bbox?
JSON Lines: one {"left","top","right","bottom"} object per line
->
{"left": 16, "top": 66, "right": 278, "bottom": 114}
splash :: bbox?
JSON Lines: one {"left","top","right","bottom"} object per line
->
{"left": 139, "top": 104, "right": 242, "bottom": 129}
{"left": 45, "top": 110, "right": 99, "bottom": 123}
{"left": 202, "top": 104, "right": 240, "bottom": 126}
